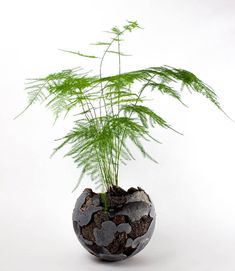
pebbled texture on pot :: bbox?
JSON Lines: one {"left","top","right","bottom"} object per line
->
{"left": 72, "top": 186, "right": 156, "bottom": 261}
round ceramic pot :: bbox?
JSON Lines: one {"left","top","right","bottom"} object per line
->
{"left": 72, "top": 186, "right": 156, "bottom": 261}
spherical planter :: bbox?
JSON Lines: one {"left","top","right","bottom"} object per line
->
{"left": 72, "top": 186, "right": 156, "bottom": 261}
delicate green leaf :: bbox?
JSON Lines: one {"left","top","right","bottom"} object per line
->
{"left": 91, "top": 42, "right": 111, "bottom": 46}
{"left": 107, "top": 51, "right": 131, "bottom": 56}
{"left": 59, "top": 49, "right": 98, "bottom": 58}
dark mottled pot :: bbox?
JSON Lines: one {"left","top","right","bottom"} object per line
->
{"left": 72, "top": 186, "right": 156, "bottom": 261}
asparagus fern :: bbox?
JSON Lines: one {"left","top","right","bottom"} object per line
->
{"left": 17, "top": 20, "right": 224, "bottom": 192}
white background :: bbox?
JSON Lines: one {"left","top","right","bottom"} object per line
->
{"left": 1, "top": 0, "right": 235, "bottom": 270}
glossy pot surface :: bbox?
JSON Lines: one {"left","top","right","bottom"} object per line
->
{"left": 73, "top": 186, "right": 156, "bottom": 261}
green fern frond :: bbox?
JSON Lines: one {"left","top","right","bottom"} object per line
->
{"left": 121, "top": 104, "right": 169, "bottom": 129}
{"left": 17, "top": 20, "right": 225, "bottom": 191}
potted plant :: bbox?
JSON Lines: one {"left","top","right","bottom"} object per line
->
{"left": 17, "top": 20, "right": 226, "bottom": 261}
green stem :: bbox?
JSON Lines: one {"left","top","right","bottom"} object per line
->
{"left": 80, "top": 93, "right": 109, "bottom": 190}
{"left": 99, "top": 31, "right": 126, "bottom": 187}
{"left": 115, "top": 74, "right": 157, "bottom": 182}
{"left": 98, "top": 30, "right": 126, "bottom": 120}
{"left": 114, "top": 35, "right": 122, "bottom": 185}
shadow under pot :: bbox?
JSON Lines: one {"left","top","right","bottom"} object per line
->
{"left": 72, "top": 186, "right": 156, "bottom": 261}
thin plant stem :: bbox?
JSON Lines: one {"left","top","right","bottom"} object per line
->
{"left": 99, "top": 31, "right": 125, "bottom": 186}
{"left": 114, "top": 34, "right": 122, "bottom": 185}
{"left": 115, "top": 74, "right": 157, "bottom": 182}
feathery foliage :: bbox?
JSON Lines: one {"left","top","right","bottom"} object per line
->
{"left": 17, "top": 20, "right": 224, "bottom": 191}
